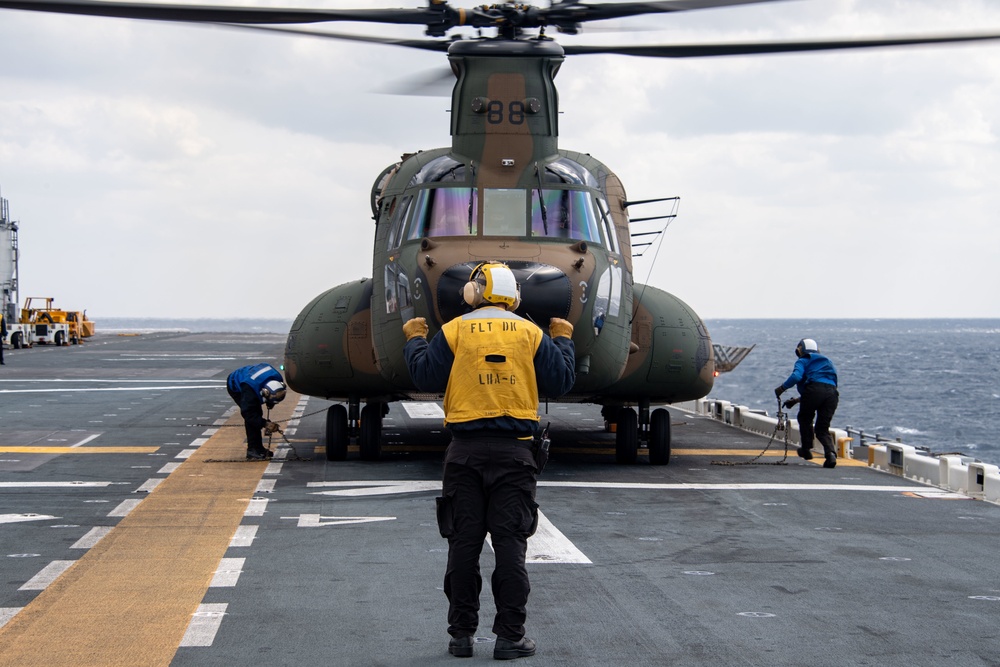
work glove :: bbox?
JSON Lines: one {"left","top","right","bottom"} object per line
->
{"left": 782, "top": 397, "right": 799, "bottom": 410}
{"left": 774, "top": 385, "right": 785, "bottom": 398}
{"left": 264, "top": 421, "right": 280, "bottom": 435}
{"left": 403, "top": 317, "right": 428, "bottom": 341}
{"left": 549, "top": 318, "right": 573, "bottom": 339}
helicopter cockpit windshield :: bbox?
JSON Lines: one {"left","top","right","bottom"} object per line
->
{"left": 396, "top": 154, "right": 615, "bottom": 247}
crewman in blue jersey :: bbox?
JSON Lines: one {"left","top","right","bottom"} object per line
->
{"left": 775, "top": 338, "right": 840, "bottom": 468}
{"left": 226, "top": 363, "right": 287, "bottom": 460}
{"left": 403, "top": 262, "right": 576, "bottom": 661}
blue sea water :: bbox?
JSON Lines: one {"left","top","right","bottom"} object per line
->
{"left": 706, "top": 319, "right": 1000, "bottom": 467}
{"left": 97, "top": 317, "right": 1000, "bottom": 467}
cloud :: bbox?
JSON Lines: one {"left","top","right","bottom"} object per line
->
{"left": 1, "top": 0, "right": 999, "bottom": 319}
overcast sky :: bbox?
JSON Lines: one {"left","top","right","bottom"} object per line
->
{"left": 1, "top": 0, "right": 998, "bottom": 320}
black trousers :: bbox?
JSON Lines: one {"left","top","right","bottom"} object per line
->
{"left": 797, "top": 383, "right": 839, "bottom": 457}
{"left": 227, "top": 386, "right": 265, "bottom": 451}
{"left": 437, "top": 437, "right": 539, "bottom": 642}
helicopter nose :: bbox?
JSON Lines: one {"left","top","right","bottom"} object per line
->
{"left": 436, "top": 261, "right": 572, "bottom": 325}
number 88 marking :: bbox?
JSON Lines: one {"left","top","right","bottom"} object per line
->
{"left": 486, "top": 101, "right": 527, "bottom": 126}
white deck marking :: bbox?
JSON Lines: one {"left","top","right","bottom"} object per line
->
{"left": 176, "top": 449, "right": 197, "bottom": 459}
{"left": 158, "top": 462, "right": 181, "bottom": 474}
{"left": 256, "top": 479, "right": 276, "bottom": 494}
{"left": 71, "top": 526, "right": 113, "bottom": 549}
{"left": 244, "top": 499, "right": 268, "bottom": 516}
{"left": 525, "top": 511, "right": 591, "bottom": 564}
{"left": 209, "top": 558, "right": 245, "bottom": 587}
{"left": 188, "top": 437, "right": 210, "bottom": 448}
{"left": 0, "top": 482, "right": 112, "bottom": 488}
{"left": 538, "top": 482, "right": 932, "bottom": 492}
{"left": 136, "top": 478, "right": 164, "bottom": 493}
{"left": 20, "top": 560, "right": 75, "bottom": 591}
{"left": 108, "top": 499, "right": 143, "bottom": 517}
{"left": 230, "top": 525, "right": 258, "bottom": 547}
{"left": 0, "top": 608, "right": 22, "bottom": 629}
{"left": 0, "top": 385, "right": 220, "bottom": 394}
{"left": 264, "top": 461, "right": 283, "bottom": 475}
{"left": 400, "top": 402, "right": 446, "bottom": 419}
{"left": 71, "top": 434, "right": 101, "bottom": 448}
{"left": 0, "top": 514, "right": 59, "bottom": 525}
{"left": 284, "top": 514, "right": 396, "bottom": 527}
{"left": 180, "top": 603, "right": 228, "bottom": 647}
{"left": 308, "top": 480, "right": 441, "bottom": 497}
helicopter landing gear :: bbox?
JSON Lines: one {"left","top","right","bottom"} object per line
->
{"left": 611, "top": 400, "right": 671, "bottom": 465}
{"left": 615, "top": 407, "right": 638, "bottom": 464}
{"left": 359, "top": 402, "right": 386, "bottom": 461}
{"left": 325, "top": 404, "right": 349, "bottom": 461}
{"left": 648, "top": 408, "right": 672, "bottom": 466}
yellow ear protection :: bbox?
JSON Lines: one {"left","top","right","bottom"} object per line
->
{"left": 462, "top": 262, "right": 521, "bottom": 310}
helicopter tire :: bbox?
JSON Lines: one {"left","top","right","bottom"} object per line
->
{"left": 55, "top": 331, "right": 65, "bottom": 346}
{"left": 359, "top": 403, "right": 383, "bottom": 461}
{"left": 325, "top": 405, "right": 349, "bottom": 461}
{"left": 615, "top": 407, "right": 638, "bottom": 465}
{"left": 648, "top": 408, "right": 671, "bottom": 466}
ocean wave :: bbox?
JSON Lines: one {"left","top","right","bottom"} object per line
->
{"left": 892, "top": 426, "right": 926, "bottom": 436}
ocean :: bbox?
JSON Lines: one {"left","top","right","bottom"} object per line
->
{"left": 706, "top": 319, "right": 1000, "bottom": 468}
{"left": 97, "top": 317, "right": 1000, "bottom": 467}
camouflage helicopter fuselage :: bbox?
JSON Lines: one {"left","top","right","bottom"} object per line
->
{"left": 283, "top": 37, "right": 714, "bottom": 460}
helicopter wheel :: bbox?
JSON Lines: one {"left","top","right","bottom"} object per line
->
{"left": 615, "top": 407, "right": 638, "bottom": 465}
{"left": 359, "top": 402, "right": 383, "bottom": 461}
{"left": 325, "top": 404, "right": 349, "bottom": 462}
{"left": 648, "top": 408, "right": 671, "bottom": 466}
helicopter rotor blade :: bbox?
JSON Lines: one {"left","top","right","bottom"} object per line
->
{"left": 213, "top": 23, "right": 453, "bottom": 53}
{"left": 0, "top": 0, "right": 449, "bottom": 27}
{"left": 540, "top": 0, "right": 786, "bottom": 26}
{"left": 563, "top": 32, "right": 1000, "bottom": 58}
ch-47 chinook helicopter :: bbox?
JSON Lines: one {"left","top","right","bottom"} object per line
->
{"left": 4, "top": 0, "right": 999, "bottom": 464}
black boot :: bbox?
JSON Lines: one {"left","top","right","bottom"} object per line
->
{"left": 448, "top": 636, "right": 474, "bottom": 658}
{"left": 796, "top": 446, "right": 813, "bottom": 460}
{"left": 823, "top": 450, "right": 837, "bottom": 468}
{"left": 246, "top": 448, "right": 273, "bottom": 460}
{"left": 494, "top": 637, "right": 536, "bottom": 660}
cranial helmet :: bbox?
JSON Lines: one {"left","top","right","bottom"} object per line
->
{"left": 795, "top": 338, "right": 819, "bottom": 358}
{"left": 462, "top": 262, "right": 521, "bottom": 310}
{"left": 261, "top": 379, "right": 287, "bottom": 405}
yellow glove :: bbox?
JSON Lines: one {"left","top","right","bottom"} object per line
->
{"left": 549, "top": 318, "right": 573, "bottom": 339}
{"left": 403, "top": 317, "right": 429, "bottom": 341}
{"left": 264, "top": 421, "right": 280, "bottom": 435}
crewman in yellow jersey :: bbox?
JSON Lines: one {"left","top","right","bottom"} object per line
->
{"left": 403, "top": 262, "right": 576, "bottom": 660}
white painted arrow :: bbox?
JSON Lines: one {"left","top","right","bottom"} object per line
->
{"left": 283, "top": 514, "right": 396, "bottom": 527}
{"left": 0, "top": 514, "right": 59, "bottom": 525}
{"left": 308, "top": 480, "right": 440, "bottom": 497}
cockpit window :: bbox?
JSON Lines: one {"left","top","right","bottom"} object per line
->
{"left": 594, "top": 196, "right": 619, "bottom": 254}
{"left": 406, "top": 187, "right": 477, "bottom": 239}
{"left": 408, "top": 155, "right": 469, "bottom": 187}
{"left": 540, "top": 157, "right": 601, "bottom": 189}
{"left": 483, "top": 189, "right": 527, "bottom": 236}
{"left": 530, "top": 189, "right": 601, "bottom": 242}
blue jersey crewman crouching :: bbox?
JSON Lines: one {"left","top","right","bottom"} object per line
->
{"left": 226, "top": 363, "right": 287, "bottom": 460}
{"left": 775, "top": 338, "right": 840, "bottom": 468}
{"left": 403, "top": 262, "right": 576, "bottom": 660}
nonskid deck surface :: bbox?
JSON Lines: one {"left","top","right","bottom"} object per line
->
{"left": 0, "top": 333, "right": 997, "bottom": 666}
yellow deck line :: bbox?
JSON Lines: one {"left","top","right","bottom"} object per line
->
{"left": 0, "top": 446, "right": 160, "bottom": 454}
{"left": 0, "top": 393, "right": 299, "bottom": 666}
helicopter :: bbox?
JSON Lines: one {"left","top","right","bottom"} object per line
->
{"left": 2, "top": 0, "right": 999, "bottom": 465}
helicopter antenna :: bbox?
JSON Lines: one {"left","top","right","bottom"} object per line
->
{"left": 628, "top": 196, "right": 680, "bottom": 325}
